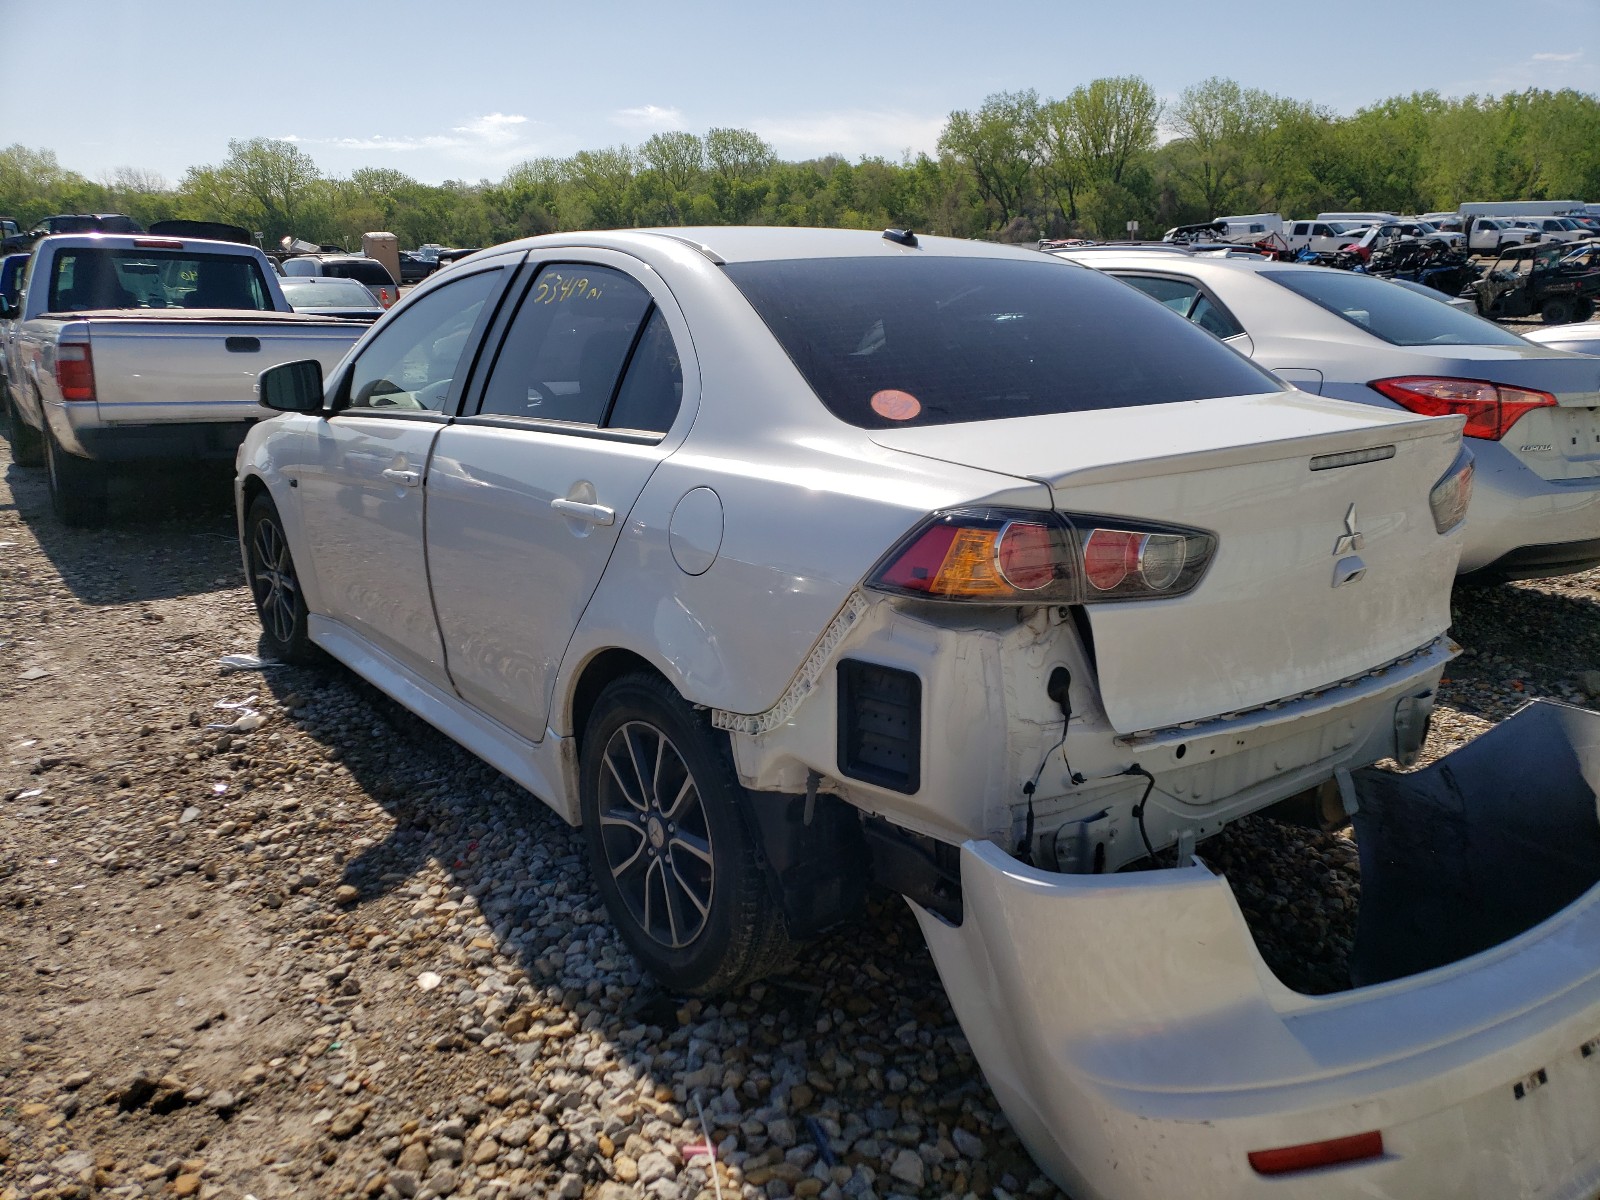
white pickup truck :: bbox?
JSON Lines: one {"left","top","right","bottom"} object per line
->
{"left": 1, "top": 233, "right": 366, "bottom": 524}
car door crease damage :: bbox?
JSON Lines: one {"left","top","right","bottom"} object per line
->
{"left": 239, "top": 226, "right": 1600, "bottom": 1199}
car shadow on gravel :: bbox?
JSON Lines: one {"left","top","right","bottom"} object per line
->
{"left": 238, "top": 655, "right": 1029, "bottom": 1188}
{"left": 7, "top": 460, "right": 242, "bottom": 604}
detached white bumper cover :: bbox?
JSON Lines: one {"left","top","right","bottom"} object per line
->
{"left": 915, "top": 705, "right": 1600, "bottom": 1200}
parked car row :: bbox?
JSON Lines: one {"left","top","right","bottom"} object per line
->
{"left": 6, "top": 225, "right": 1600, "bottom": 1199}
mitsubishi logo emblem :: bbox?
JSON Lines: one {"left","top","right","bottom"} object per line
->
{"left": 1334, "top": 504, "right": 1365, "bottom": 555}
{"left": 1332, "top": 503, "right": 1367, "bottom": 588}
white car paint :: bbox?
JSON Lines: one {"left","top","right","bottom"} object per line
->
{"left": 1525, "top": 321, "right": 1600, "bottom": 356}
{"left": 237, "top": 227, "right": 1572, "bottom": 1199}
{"left": 1055, "top": 248, "right": 1600, "bottom": 579}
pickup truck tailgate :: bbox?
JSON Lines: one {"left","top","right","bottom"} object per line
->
{"left": 80, "top": 311, "right": 362, "bottom": 423}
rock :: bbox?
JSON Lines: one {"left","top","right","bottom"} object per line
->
{"left": 889, "top": 1149, "right": 925, "bottom": 1189}
{"left": 1579, "top": 670, "right": 1600, "bottom": 695}
{"left": 951, "top": 1126, "right": 984, "bottom": 1159}
{"left": 614, "top": 1155, "right": 639, "bottom": 1183}
{"left": 470, "top": 1138, "right": 498, "bottom": 1165}
{"left": 498, "top": 1120, "right": 532, "bottom": 1149}
{"left": 397, "top": 1143, "right": 430, "bottom": 1174}
{"left": 171, "top": 1174, "right": 203, "bottom": 1197}
{"left": 336, "top": 885, "right": 360, "bottom": 904}
{"left": 425, "top": 1163, "right": 459, "bottom": 1194}
{"left": 207, "top": 1090, "right": 237, "bottom": 1115}
{"left": 636, "top": 1151, "right": 675, "bottom": 1185}
{"left": 417, "top": 972, "right": 443, "bottom": 992}
{"left": 485, "top": 1084, "right": 512, "bottom": 1107}
{"left": 330, "top": 1104, "right": 371, "bottom": 1139}
{"left": 767, "top": 1117, "right": 798, "bottom": 1148}
{"left": 554, "top": 1173, "right": 584, "bottom": 1199}
{"left": 389, "top": 1169, "right": 421, "bottom": 1198}
{"left": 596, "top": 1185, "right": 634, "bottom": 1200}
{"left": 62, "top": 1071, "right": 93, "bottom": 1091}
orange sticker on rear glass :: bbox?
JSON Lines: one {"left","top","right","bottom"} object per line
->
{"left": 871, "top": 389, "right": 921, "bottom": 421}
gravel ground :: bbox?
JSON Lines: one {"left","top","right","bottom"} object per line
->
{"left": 2, "top": 432, "right": 1599, "bottom": 1200}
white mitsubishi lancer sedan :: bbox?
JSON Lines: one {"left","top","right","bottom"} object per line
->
{"left": 238, "top": 228, "right": 1600, "bottom": 1198}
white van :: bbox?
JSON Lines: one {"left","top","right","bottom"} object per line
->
{"left": 1460, "top": 200, "right": 1586, "bottom": 219}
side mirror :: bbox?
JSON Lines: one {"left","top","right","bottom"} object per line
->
{"left": 257, "top": 359, "right": 325, "bottom": 413}
{"left": 0, "top": 294, "right": 15, "bottom": 319}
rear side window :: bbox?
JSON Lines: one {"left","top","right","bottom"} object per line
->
{"left": 725, "top": 257, "right": 1280, "bottom": 428}
{"left": 47, "top": 249, "right": 272, "bottom": 311}
{"left": 1262, "top": 269, "right": 1526, "bottom": 347}
{"left": 477, "top": 263, "right": 682, "bottom": 434}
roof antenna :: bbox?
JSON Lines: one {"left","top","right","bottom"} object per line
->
{"left": 882, "top": 228, "right": 918, "bottom": 248}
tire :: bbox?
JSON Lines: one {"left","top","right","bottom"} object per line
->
{"left": 5, "top": 387, "right": 44, "bottom": 467}
{"left": 1573, "top": 299, "right": 1596, "bottom": 323}
{"left": 580, "top": 673, "right": 792, "bottom": 995}
{"left": 245, "top": 493, "right": 318, "bottom": 664}
{"left": 1541, "top": 297, "right": 1576, "bottom": 325}
{"left": 43, "top": 424, "right": 107, "bottom": 526}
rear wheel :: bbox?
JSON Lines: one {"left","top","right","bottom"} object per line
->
{"left": 1572, "top": 298, "right": 1596, "bottom": 323}
{"left": 1541, "top": 297, "right": 1577, "bottom": 325}
{"left": 245, "top": 493, "right": 316, "bottom": 663}
{"left": 581, "top": 673, "right": 792, "bottom": 995}
{"left": 43, "top": 425, "right": 107, "bottom": 526}
{"left": 4, "top": 388, "right": 44, "bottom": 467}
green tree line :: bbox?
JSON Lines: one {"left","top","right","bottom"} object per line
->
{"left": 2, "top": 79, "right": 1596, "bottom": 250}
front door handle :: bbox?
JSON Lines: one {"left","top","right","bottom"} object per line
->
{"left": 381, "top": 468, "right": 420, "bottom": 487}
{"left": 550, "top": 498, "right": 615, "bottom": 526}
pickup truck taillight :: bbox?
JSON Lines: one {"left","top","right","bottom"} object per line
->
{"left": 56, "top": 343, "right": 96, "bottom": 402}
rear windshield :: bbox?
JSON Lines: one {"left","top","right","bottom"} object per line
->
{"left": 1261, "top": 269, "right": 1526, "bottom": 347}
{"left": 280, "top": 278, "right": 378, "bottom": 307}
{"left": 328, "top": 260, "right": 397, "bottom": 287}
{"left": 47, "top": 248, "right": 273, "bottom": 312}
{"left": 722, "top": 256, "right": 1281, "bottom": 428}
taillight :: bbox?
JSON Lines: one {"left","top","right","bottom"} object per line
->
{"left": 133, "top": 238, "right": 184, "bottom": 249}
{"left": 1371, "top": 376, "right": 1557, "bottom": 440}
{"left": 868, "top": 509, "right": 1215, "bottom": 604}
{"left": 1429, "top": 446, "right": 1474, "bottom": 534}
{"left": 56, "top": 343, "right": 95, "bottom": 402}
{"left": 1248, "top": 1130, "right": 1384, "bottom": 1175}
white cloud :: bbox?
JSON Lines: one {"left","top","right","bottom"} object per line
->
{"left": 612, "top": 105, "right": 685, "bottom": 131}
{"left": 278, "top": 113, "right": 537, "bottom": 164}
{"left": 1532, "top": 49, "right": 1584, "bottom": 62}
{"left": 751, "top": 109, "right": 945, "bottom": 161}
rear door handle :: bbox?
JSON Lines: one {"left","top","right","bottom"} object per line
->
{"left": 550, "top": 498, "right": 615, "bottom": 526}
{"left": 381, "top": 468, "right": 420, "bottom": 487}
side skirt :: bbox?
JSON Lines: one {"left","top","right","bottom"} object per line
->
{"left": 309, "top": 615, "right": 577, "bottom": 824}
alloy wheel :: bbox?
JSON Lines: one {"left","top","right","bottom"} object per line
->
{"left": 595, "top": 721, "right": 716, "bottom": 950}
{"left": 250, "top": 515, "right": 301, "bottom": 644}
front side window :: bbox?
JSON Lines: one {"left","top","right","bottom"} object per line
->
{"left": 344, "top": 268, "right": 501, "bottom": 412}
{"left": 47, "top": 249, "right": 272, "bottom": 312}
{"left": 1263, "top": 269, "right": 1525, "bottom": 347}
{"left": 477, "top": 264, "right": 662, "bottom": 427}
{"left": 726, "top": 256, "right": 1281, "bottom": 429}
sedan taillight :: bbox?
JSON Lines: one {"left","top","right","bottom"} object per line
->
{"left": 868, "top": 508, "right": 1215, "bottom": 604}
{"left": 1370, "top": 376, "right": 1557, "bottom": 440}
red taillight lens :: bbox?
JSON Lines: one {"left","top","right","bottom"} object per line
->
{"left": 133, "top": 238, "right": 184, "bottom": 249}
{"left": 995, "top": 521, "right": 1055, "bottom": 590}
{"left": 1248, "top": 1130, "right": 1384, "bottom": 1175}
{"left": 1371, "top": 376, "right": 1557, "bottom": 440}
{"left": 868, "top": 510, "right": 1214, "bottom": 604}
{"left": 56, "top": 343, "right": 95, "bottom": 402}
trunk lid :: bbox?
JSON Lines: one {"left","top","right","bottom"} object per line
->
{"left": 81, "top": 311, "right": 361, "bottom": 423}
{"left": 871, "top": 392, "right": 1464, "bottom": 733}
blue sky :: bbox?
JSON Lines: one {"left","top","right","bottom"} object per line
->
{"left": 5, "top": 0, "right": 1596, "bottom": 185}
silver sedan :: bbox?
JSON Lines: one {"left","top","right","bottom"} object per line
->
{"left": 1054, "top": 248, "right": 1600, "bottom": 580}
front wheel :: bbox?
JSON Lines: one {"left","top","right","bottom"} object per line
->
{"left": 44, "top": 426, "right": 107, "bottom": 526}
{"left": 1571, "top": 298, "right": 1596, "bottom": 324}
{"left": 581, "top": 673, "right": 792, "bottom": 995}
{"left": 245, "top": 493, "right": 317, "bottom": 663}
